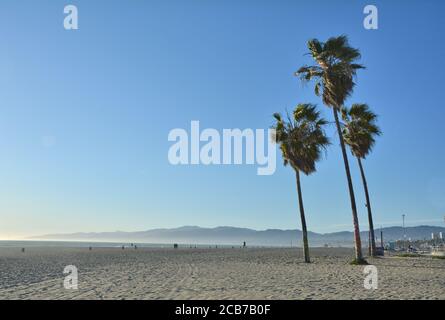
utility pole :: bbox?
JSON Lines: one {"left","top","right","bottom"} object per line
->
{"left": 380, "top": 226, "right": 383, "bottom": 248}
{"left": 402, "top": 214, "right": 407, "bottom": 251}
{"left": 442, "top": 215, "right": 445, "bottom": 246}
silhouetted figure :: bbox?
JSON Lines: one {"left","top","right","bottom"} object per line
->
{"left": 89, "top": 246, "right": 92, "bottom": 251}
{"left": 21, "top": 248, "right": 25, "bottom": 253}
{"left": 174, "top": 244, "right": 178, "bottom": 249}
{"left": 134, "top": 245, "right": 138, "bottom": 250}
{"left": 243, "top": 242, "right": 246, "bottom": 248}
{"left": 122, "top": 246, "right": 125, "bottom": 250}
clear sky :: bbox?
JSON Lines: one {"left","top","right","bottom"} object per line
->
{"left": 1, "top": 0, "right": 444, "bottom": 239}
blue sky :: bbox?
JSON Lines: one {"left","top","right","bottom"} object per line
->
{"left": 1, "top": 0, "right": 444, "bottom": 239}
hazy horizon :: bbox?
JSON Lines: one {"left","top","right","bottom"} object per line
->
{"left": 2, "top": 223, "right": 442, "bottom": 242}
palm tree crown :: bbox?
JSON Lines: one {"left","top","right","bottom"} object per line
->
{"left": 341, "top": 104, "right": 381, "bottom": 159}
{"left": 295, "top": 35, "right": 364, "bottom": 109}
{"left": 273, "top": 104, "right": 330, "bottom": 175}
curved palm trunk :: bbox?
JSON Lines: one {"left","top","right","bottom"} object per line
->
{"left": 357, "top": 157, "right": 376, "bottom": 257}
{"left": 332, "top": 108, "right": 363, "bottom": 261}
{"left": 296, "top": 170, "right": 310, "bottom": 263}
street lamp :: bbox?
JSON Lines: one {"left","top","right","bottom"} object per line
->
{"left": 402, "top": 214, "right": 407, "bottom": 250}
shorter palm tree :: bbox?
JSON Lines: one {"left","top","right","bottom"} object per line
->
{"left": 341, "top": 104, "right": 381, "bottom": 257}
{"left": 272, "top": 104, "right": 330, "bottom": 263}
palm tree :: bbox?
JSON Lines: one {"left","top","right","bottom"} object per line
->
{"left": 341, "top": 104, "right": 381, "bottom": 257}
{"left": 272, "top": 104, "right": 330, "bottom": 263}
{"left": 295, "top": 35, "right": 367, "bottom": 263}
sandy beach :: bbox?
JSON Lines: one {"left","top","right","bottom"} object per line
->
{"left": 0, "top": 246, "right": 444, "bottom": 300}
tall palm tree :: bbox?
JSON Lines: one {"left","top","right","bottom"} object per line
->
{"left": 341, "top": 104, "right": 381, "bottom": 257}
{"left": 272, "top": 104, "right": 330, "bottom": 263}
{"left": 295, "top": 35, "right": 367, "bottom": 263}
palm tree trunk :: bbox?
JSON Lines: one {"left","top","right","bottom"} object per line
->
{"left": 296, "top": 169, "right": 310, "bottom": 263}
{"left": 332, "top": 108, "right": 363, "bottom": 261}
{"left": 357, "top": 157, "right": 376, "bottom": 257}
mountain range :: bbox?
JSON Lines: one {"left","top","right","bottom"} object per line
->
{"left": 29, "top": 225, "right": 445, "bottom": 247}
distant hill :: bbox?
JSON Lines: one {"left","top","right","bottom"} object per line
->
{"left": 28, "top": 225, "right": 445, "bottom": 247}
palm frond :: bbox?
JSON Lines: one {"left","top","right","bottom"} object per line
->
{"left": 342, "top": 103, "right": 382, "bottom": 158}
{"left": 295, "top": 35, "right": 364, "bottom": 109}
{"left": 272, "top": 104, "right": 330, "bottom": 175}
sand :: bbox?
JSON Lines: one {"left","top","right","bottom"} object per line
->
{"left": 0, "top": 247, "right": 444, "bottom": 300}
